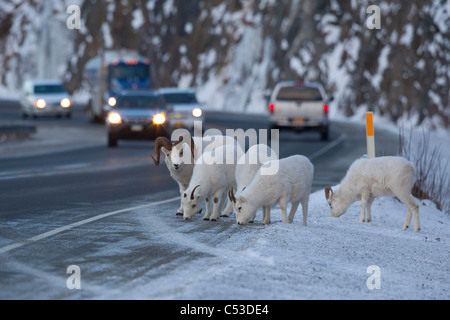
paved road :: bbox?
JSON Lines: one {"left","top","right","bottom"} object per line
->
{"left": 0, "top": 99, "right": 400, "bottom": 299}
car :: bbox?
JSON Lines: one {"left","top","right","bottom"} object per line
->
{"left": 158, "top": 88, "right": 204, "bottom": 132}
{"left": 20, "top": 79, "right": 72, "bottom": 119}
{"left": 267, "top": 81, "right": 333, "bottom": 140}
{"left": 106, "top": 90, "right": 171, "bottom": 147}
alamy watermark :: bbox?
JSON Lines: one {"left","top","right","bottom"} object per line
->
{"left": 66, "top": 5, "right": 81, "bottom": 30}
{"left": 366, "top": 265, "right": 381, "bottom": 290}
{"left": 366, "top": 5, "right": 381, "bottom": 30}
{"left": 66, "top": 265, "right": 81, "bottom": 290}
{"left": 170, "top": 122, "right": 280, "bottom": 176}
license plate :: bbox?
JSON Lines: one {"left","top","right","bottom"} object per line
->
{"left": 131, "top": 125, "right": 144, "bottom": 132}
{"left": 293, "top": 118, "right": 305, "bottom": 124}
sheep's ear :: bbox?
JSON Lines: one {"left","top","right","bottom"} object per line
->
{"left": 325, "top": 187, "right": 333, "bottom": 200}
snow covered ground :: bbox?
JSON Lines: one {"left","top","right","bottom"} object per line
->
{"left": 95, "top": 189, "right": 449, "bottom": 300}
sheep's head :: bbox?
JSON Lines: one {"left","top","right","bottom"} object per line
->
{"left": 325, "top": 187, "right": 347, "bottom": 217}
{"left": 182, "top": 185, "right": 202, "bottom": 220}
{"left": 229, "top": 188, "right": 255, "bottom": 225}
{"left": 151, "top": 135, "right": 194, "bottom": 172}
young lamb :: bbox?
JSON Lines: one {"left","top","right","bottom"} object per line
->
{"left": 324, "top": 156, "right": 420, "bottom": 232}
{"left": 183, "top": 143, "right": 244, "bottom": 221}
{"left": 232, "top": 144, "right": 278, "bottom": 223}
{"left": 150, "top": 133, "right": 237, "bottom": 215}
{"left": 229, "top": 155, "right": 314, "bottom": 225}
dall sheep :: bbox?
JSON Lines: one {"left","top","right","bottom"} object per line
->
{"left": 325, "top": 156, "right": 420, "bottom": 232}
{"left": 183, "top": 143, "right": 244, "bottom": 221}
{"left": 229, "top": 155, "right": 314, "bottom": 225}
{"left": 151, "top": 133, "right": 237, "bottom": 215}
{"left": 233, "top": 144, "right": 278, "bottom": 223}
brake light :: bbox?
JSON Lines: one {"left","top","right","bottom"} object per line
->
{"left": 323, "top": 104, "right": 329, "bottom": 115}
{"left": 269, "top": 103, "right": 275, "bottom": 115}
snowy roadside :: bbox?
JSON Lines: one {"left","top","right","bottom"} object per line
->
{"left": 91, "top": 189, "right": 449, "bottom": 300}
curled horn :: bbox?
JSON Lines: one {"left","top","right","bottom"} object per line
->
{"left": 172, "top": 135, "right": 184, "bottom": 147}
{"left": 151, "top": 137, "right": 174, "bottom": 165}
{"left": 228, "top": 188, "right": 237, "bottom": 203}
{"left": 191, "top": 185, "right": 200, "bottom": 200}
{"left": 325, "top": 187, "right": 333, "bottom": 200}
{"left": 190, "top": 136, "right": 195, "bottom": 159}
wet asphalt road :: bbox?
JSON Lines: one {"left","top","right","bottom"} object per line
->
{"left": 0, "top": 100, "right": 400, "bottom": 299}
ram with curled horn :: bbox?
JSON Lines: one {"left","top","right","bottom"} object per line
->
{"left": 150, "top": 133, "right": 241, "bottom": 217}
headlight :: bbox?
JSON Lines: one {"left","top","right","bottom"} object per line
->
{"left": 153, "top": 113, "right": 166, "bottom": 125}
{"left": 60, "top": 98, "right": 71, "bottom": 108}
{"left": 108, "top": 112, "right": 122, "bottom": 124}
{"left": 108, "top": 97, "right": 117, "bottom": 107}
{"left": 192, "top": 108, "right": 202, "bottom": 118}
{"left": 35, "top": 99, "right": 46, "bottom": 109}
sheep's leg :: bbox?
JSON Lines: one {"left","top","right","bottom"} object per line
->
{"left": 412, "top": 199, "right": 420, "bottom": 232}
{"left": 177, "top": 184, "right": 188, "bottom": 215}
{"left": 220, "top": 199, "right": 233, "bottom": 217}
{"left": 359, "top": 190, "right": 371, "bottom": 222}
{"left": 203, "top": 197, "right": 212, "bottom": 220}
{"left": 300, "top": 197, "right": 309, "bottom": 226}
{"left": 262, "top": 206, "right": 271, "bottom": 225}
{"left": 402, "top": 207, "right": 412, "bottom": 231}
{"left": 366, "top": 196, "right": 374, "bottom": 223}
{"left": 288, "top": 201, "right": 300, "bottom": 224}
{"left": 399, "top": 194, "right": 420, "bottom": 232}
{"left": 280, "top": 199, "right": 288, "bottom": 223}
{"left": 211, "top": 191, "right": 226, "bottom": 221}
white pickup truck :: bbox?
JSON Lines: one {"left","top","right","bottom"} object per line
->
{"left": 268, "top": 81, "right": 333, "bottom": 140}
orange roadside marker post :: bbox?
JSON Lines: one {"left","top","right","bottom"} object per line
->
{"left": 366, "top": 112, "right": 375, "bottom": 158}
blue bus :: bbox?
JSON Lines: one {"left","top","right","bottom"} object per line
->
{"left": 84, "top": 51, "right": 152, "bottom": 122}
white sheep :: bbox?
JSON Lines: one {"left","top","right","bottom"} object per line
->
{"left": 229, "top": 155, "right": 314, "bottom": 225}
{"left": 232, "top": 144, "right": 278, "bottom": 223}
{"left": 324, "top": 156, "right": 420, "bottom": 232}
{"left": 183, "top": 143, "right": 244, "bottom": 221}
{"left": 150, "top": 133, "right": 237, "bottom": 215}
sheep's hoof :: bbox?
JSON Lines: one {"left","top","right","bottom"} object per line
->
{"left": 220, "top": 214, "right": 229, "bottom": 218}
{"left": 176, "top": 212, "right": 183, "bottom": 216}
{"left": 210, "top": 218, "right": 217, "bottom": 222}
{"left": 203, "top": 217, "right": 210, "bottom": 221}
{"left": 197, "top": 209, "right": 203, "bottom": 214}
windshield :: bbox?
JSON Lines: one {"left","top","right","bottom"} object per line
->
{"left": 162, "top": 93, "right": 198, "bottom": 104}
{"left": 110, "top": 64, "right": 149, "bottom": 79}
{"left": 117, "top": 95, "right": 163, "bottom": 109}
{"left": 34, "top": 84, "right": 66, "bottom": 94}
{"left": 276, "top": 86, "right": 323, "bottom": 101}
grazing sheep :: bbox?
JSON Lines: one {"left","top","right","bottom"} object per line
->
{"left": 324, "top": 156, "right": 420, "bottom": 232}
{"left": 232, "top": 144, "right": 278, "bottom": 223}
{"left": 150, "top": 133, "right": 237, "bottom": 215}
{"left": 229, "top": 155, "right": 314, "bottom": 225}
{"left": 183, "top": 143, "right": 244, "bottom": 221}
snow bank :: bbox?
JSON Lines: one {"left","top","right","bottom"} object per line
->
{"left": 112, "top": 189, "right": 449, "bottom": 300}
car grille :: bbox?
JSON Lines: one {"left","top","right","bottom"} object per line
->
{"left": 126, "top": 117, "right": 150, "bottom": 124}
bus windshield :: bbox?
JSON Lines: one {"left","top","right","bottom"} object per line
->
{"left": 110, "top": 64, "right": 149, "bottom": 79}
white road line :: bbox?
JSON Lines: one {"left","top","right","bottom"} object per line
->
{"left": 309, "top": 134, "right": 346, "bottom": 161}
{"left": 0, "top": 196, "right": 179, "bottom": 255}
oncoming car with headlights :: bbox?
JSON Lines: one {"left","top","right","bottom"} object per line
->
{"left": 20, "top": 79, "right": 72, "bottom": 119}
{"left": 106, "top": 91, "right": 171, "bottom": 147}
{"left": 158, "top": 88, "right": 204, "bottom": 132}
